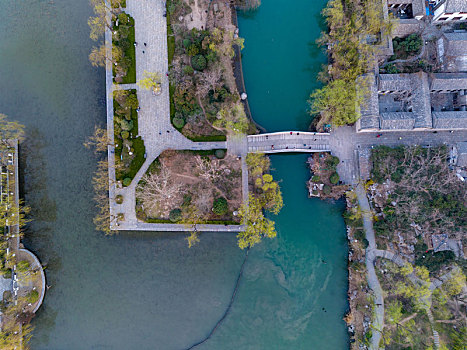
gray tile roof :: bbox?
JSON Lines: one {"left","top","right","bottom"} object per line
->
{"left": 412, "top": 0, "right": 427, "bottom": 16}
{"left": 393, "top": 19, "right": 423, "bottom": 37}
{"left": 359, "top": 115, "right": 380, "bottom": 129}
{"left": 457, "top": 141, "right": 467, "bottom": 154}
{"left": 358, "top": 75, "right": 380, "bottom": 130}
{"left": 413, "top": 72, "right": 432, "bottom": 128}
{"left": 371, "top": 73, "right": 432, "bottom": 129}
{"left": 432, "top": 111, "right": 467, "bottom": 128}
{"left": 430, "top": 72, "right": 467, "bottom": 91}
{"left": 445, "top": 0, "right": 467, "bottom": 13}
{"left": 442, "top": 32, "right": 467, "bottom": 72}
{"left": 378, "top": 74, "right": 415, "bottom": 92}
{"left": 380, "top": 112, "right": 416, "bottom": 129}
{"left": 387, "top": 0, "right": 425, "bottom": 16}
{"left": 457, "top": 141, "right": 467, "bottom": 167}
{"left": 444, "top": 32, "right": 467, "bottom": 56}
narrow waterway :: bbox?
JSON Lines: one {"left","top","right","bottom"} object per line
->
{"left": 0, "top": 0, "right": 348, "bottom": 349}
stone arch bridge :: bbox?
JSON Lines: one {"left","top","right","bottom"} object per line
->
{"left": 247, "top": 131, "right": 330, "bottom": 153}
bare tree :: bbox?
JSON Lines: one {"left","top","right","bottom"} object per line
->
{"left": 84, "top": 126, "right": 113, "bottom": 153}
{"left": 89, "top": 44, "right": 123, "bottom": 67}
{"left": 197, "top": 64, "right": 223, "bottom": 95}
{"left": 195, "top": 155, "right": 224, "bottom": 181}
{"left": 194, "top": 186, "right": 212, "bottom": 214}
{"left": 136, "top": 166, "right": 183, "bottom": 217}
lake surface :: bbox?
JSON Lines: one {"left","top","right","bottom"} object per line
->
{"left": 0, "top": 0, "right": 348, "bottom": 349}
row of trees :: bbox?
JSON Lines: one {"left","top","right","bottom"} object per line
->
{"left": 84, "top": 126, "right": 114, "bottom": 235}
{"left": 0, "top": 114, "right": 36, "bottom": 349}
{"left": 88, "top": 0, "right": 134, "bottom": 82}
{"left": 309, "top": 0, "right": 395, "bottom": 129}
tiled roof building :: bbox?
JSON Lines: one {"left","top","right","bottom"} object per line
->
{"left": 357, "top": 72, "right": 467, "bottom": 131}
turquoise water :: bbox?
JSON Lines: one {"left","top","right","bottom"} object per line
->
{"left": 200, "top": 3, "right": 349, "bottom": 347}
{"left": 0, "top": 0, "right": 348, "bottom": 348}
{"left": 239, "top": 0, "right": 327, "bottom": 132}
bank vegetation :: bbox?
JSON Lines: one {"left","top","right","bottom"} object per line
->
{"left": 309, "top": 0, "right": 394, "bottom": 129}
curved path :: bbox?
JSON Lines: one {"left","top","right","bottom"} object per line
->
{"left": 355, "top": 183, "right": 384, "bottom": 350}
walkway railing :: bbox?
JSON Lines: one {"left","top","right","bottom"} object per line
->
{"left": 247, "top": 131, "right": 331, "bottom": 153}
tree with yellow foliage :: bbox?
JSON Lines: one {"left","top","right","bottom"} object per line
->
{"left": 237, "top": 195, "right": 276, "bottom": 249}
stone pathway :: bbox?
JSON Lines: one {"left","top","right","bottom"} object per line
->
{"left": 355, "top": 183, "right": 384, "bottom": 350}
{"left": 106, "top": 0, "right": 248, "bottom": 231}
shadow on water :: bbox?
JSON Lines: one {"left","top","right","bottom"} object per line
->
{"left": 236, "top": 7, "right": 260, "bottom": 20}
{"left": 316, "top": 9, "right": 328, "bottom": 33}
{"left": 20, "top": 127, "right": 57, "bottom": 222}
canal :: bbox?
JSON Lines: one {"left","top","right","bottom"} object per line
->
{"left": 0, "top": 0, "right": 348, "bottom": 349}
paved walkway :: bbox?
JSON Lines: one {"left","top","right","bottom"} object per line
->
{"left": 106, "top": 0, "right": 246, "bottom": 231}
{"left": 247, "top": 131, "right": 330, "bottom": 153}
{"left": 355, "top": 183, "right": 384, "bottom": 350}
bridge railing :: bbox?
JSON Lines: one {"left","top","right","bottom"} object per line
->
{"left": 247, "top": 131, "right": 330, "bottom": 141}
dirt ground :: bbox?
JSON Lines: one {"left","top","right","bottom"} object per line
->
{"left": 139, "top": 150, "right": 242, "bottom": 222}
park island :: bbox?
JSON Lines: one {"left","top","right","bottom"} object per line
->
{"left": 87, "top": 0, "right": 467, "bottom": 348}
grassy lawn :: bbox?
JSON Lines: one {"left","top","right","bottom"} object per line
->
{"left": 114, "top": 89, "right": 146, "bottom": 186}
{"left": 113, "top": 14, "right": 136, "bottom": 84}
{"left": 166, "top": 10, "right": 175, "bottom": 65}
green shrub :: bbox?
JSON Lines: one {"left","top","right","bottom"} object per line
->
{"left": 121, "top": 131, "right": 129, "bottom": 139}
{"left": 322, "top": 185, "right": 331, "bottom": 195}
{"left": 115, "top": 195, "right": 124, "bottom": 204}
{"left": 187, "top": 45, "right": 199, "bottom": 56}
{"left": 326, "top": 155, "right": 340, "bottom": 167}
{"left": 362, "top": 238, "right": 369, "bottom": 249}
{"left": 214, "top": 149, "right": 226, "bottom": 159}
{"left": 118, "top": 12, "right": 129, "bottom": 23}
{"left": 182, "top": 194, "right": 192, "bottom": 207}
{"left": 120, "top": 119, "right": 133, "bottom": 131}
{"left": 17, "top": 260, "right": 30, "bottom": 273}
{"left": 329, "top": 172, "right": 340, "bottom": 184}
{"left": 2, "top": 268, "right": 11, "bottom": 279}
{"left": 384, "top": 64, "right": 399, "bottom": 74}
{"left": 213, "top": 197, "right": 228, "bottom": 215}
{"left": 390, "top": 169, "right": 403, "bottom": 183}
{"left": 182, "top": 38, "right": 192, "bottom": 48}
{"left": 123, "top": 178, "right": 132, "bottom": 186}
{"left": 311, "top": 175, "right": 320, "bottom": 182}
{"left": 172, "top": 116, "right": 185, "bottom": 129}
{"left": 353, "top": 229, "right": 365, "bottom": 242}
{"left": 27, "top": 290, "right": 39, "bottom": 304}
{"left": 169, "top": 208, "right": 182, "bottom": 222}
{"left": 2, "top": 290, "right": 11, "bottom": 302}
{"left": 191, "top": 54, "right": 207, "bottom": 71}
{"left": 183, "top": 65, "right": 194, "bottom": 75}
{"left": 126, "top": 93, "right": 139, "bottom": 109}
